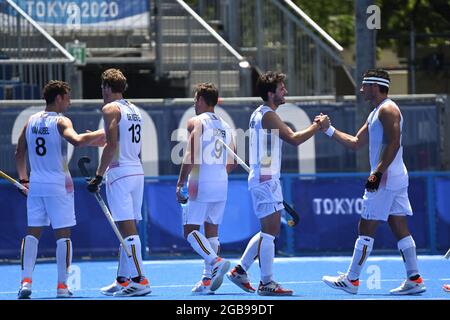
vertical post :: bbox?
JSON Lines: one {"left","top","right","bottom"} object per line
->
{"left": 154, "top": 0, "right": 163, "bottom": 78}
{"left": 255, "top": 0, "right": 263, "bottom": 68}
{"left": 239, "top": 63, "right": 252, "bottom": 97}
{"left": 187, "top": 16, "right": 192, "bottom": 95}
{"left": 409, "top": 27, "right": 416, "bottom": 94}
{"left": 227, "top": 0, "right": 241, "bottom": 49}
{"left": 217, "top": 42, "right": 222, "bottom": 93}
{"left": 285, "top": 18, "right": 295, "bottom": 95}
{"left": 355, "top": 0, "right": 375, "bottom": 172}
{"left": 315, "top": 45, "right": 321, "bottom": 95}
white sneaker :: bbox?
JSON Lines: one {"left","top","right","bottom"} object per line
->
{"left": 257, "top": 280, "right": 293, "bottom": 296}
{"left": 390, "top": 276, "right": 426, "bottom": 295}
{"left": 56, "top": 283, "right": 73, "bottom": 298}
{"left": 226, "top": 266, "right": 256, "bottom": 293}
{"left": 17, "top": 278, "right": 32, "bottom": 299}
{"left": 101, "top": 280, "right": 128, "bottom": 296}
{"left": 192, "top": 277, "right": 214, "bottom": 295}
{"left": 210, "top": 257, "right": 230, "bottom": 291}
{"left": 322, "top": 273, "right": 359, "bottom": 294}
{"left": 113, "top": 278, "right": 151, "bottom": 297}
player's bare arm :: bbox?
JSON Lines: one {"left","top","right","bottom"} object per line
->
{"left": 95, "top": 103, "right": 121, "bottom": 176}
{"left": 57, "top": 117, "right": 105, "bottom": 148}
{"left": 15, "top": 122, "right": 29, "bottom": 183}
{"left": 330, "top": 122, "right": 369, "bottom": 151}
{"left": 226, "top": 138, "right": 238, "bottom": 174}
{"left": 176, "top": 117, "right": 199, "bottom": 202}
{"left": 373, "top": 103, "right": 402, "bottom": 173}
{"left": 262, "top": 111, "right": 325, "bottom": 146}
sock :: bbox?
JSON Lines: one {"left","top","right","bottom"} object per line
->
{"left": 239, "top": 232, "right": 261, "bottom": 271}
{"left": 202, "top": 237, "right": 220, "bottom": 278}
{"left": 56, "top": 238, "right": 72, "bottom": 284}
{"left": 116, "top": 244, "right": 130, "bottom": 281}
{"left": 346, "top": 235, "right": 374, "bottom": 281}
{"left": 397, "top": 235, "right": 419, "bottom": 278}
{"left": 124, "top": 235, "right": 145, "bottom": 281}
{"left": 259, "top": 232, "right": 275, "bottom": 284}
{"left": 187, "top": 230, "right": 217, "bottom": 265}
{"left": 21, "top": 235, "right": 38, "bottom": 281}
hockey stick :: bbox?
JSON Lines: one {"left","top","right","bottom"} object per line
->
{"left": 77, "top": 157, "right": 132, "bottom": 257}
{"left": 0, "top": 170, "right": 28, "bottom": 196}
{"left": 217, "top": 139, "right": 300, "bottom": 227}
{"left": 444, "top": 248, "right": 450, "bottom": 259}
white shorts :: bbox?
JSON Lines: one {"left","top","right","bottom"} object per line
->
{"left": 27, "top": 193, "right": 76, "bottom": 229}
{"left": 106, "top": 174, "right": 144, "bottom": 222}
{"left": 361, "top": 187, "right": 413, "bottom": 221}
{"left": 249, "top": 180, "right": 285, "bottom": 219}
{"left": 183, "top": 200, "right": 226, "bottom": 225}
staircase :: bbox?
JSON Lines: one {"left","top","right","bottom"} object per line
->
{"left": 155, "top": 0, "right": 249, "bottom": 97}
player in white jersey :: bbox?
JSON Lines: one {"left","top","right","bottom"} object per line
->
{"left": 227, "top": 71, "right": 330, "bottom": 296}
{"left": 15, "top": 80, "right": 105, "bottom": 299}
{"left": 87, "top": 69, "right": 151, "bottom": 297}
{"left": 176, "top": 83, "right": 237, "bottom": 295}
{"left": 321, "top": 69, "right": 426, "bottom": 295}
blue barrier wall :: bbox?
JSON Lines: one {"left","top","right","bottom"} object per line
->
{"left": 1, "top": 173, "right": 449, "bottom": 260}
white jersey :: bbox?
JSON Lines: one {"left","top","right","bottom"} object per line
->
{"left": 248, "top": 105, "right": 283, "bottom": 189}
{"left": 108, "top": 99, "right": 143, "bottom": 170}
{"left": 367, "top": 98, "right": 408, "bottom": 190}
{"left": 26, "top": 111, "right": 73, "bottom": 196}
{"left": 188, "top": 112, "right": 232, "bottom": 202}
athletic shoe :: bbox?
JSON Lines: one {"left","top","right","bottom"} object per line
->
{"left": 210, "top": 257, "right": 230, "bottom": 291}
{"left": 192, "top": 277, "right": 214, "bottom": 295}
{"left": 226, "top": 266, "right": 256, "bottom": 293}
{"left": 101, "top": 280, "right": 129, "bottom": 296}
{"left": 17, "top": 278, "right": 32, "bottom": 299}
{"left": 390, "top": 276, "right": 426, "bottom": 295}
{"left": 56, "top": 283, "right": 73, "bottom": 298}
{"left": 322, "top": 273, "right": 359, "bottom": 294}
{"left": 443, "top": 284, "right": 450, "bottom": 292}
{"left": 257, "top": 280, "right": 293, "bottom": 296}
{"left": 113, "top": 277, "right": 151, "bottom": 297}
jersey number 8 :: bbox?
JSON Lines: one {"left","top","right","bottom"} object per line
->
{"left": 35, "top": 137, "right": 46, "bottom": 156}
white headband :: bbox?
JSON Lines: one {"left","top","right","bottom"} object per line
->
{"left": 362, "top": 76, "right": 390, "bottom": 88}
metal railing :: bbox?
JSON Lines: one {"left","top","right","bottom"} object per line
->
{"left": 189, "top": 0, "right": 345, "bottom": 96}
{"left": 154, "top": 0, "right": 252, "bottom": 97}
{"left": 0, "top": 0, "right": 75, "bottom": 99}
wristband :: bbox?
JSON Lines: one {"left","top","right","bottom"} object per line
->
{"left": 325, "top": 126, "right": 335, "bottom": 137}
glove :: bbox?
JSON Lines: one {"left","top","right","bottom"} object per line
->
{"left": 87, "top": 175, "right": 103, "bottom": 193}
{"left": 365, "top": 171, "right": 383, "bottom": 192}
{"left": 18, "top": 179, "right": 29, "bottom": 197}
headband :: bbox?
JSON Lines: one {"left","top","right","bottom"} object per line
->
{"left": 362, "top": 76, "right": 390, "bottom": 88}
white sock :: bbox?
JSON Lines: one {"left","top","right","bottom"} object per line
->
{"left": 124, "top": 235, "right": 145, "bottom": 280}
{"left": 56, "top": 238, "right": 72, "bottom": 284}
{"left": 187, "top": 230, "right": 217, "bottom": 265}
{"left": 346, "top": 235, "right": 374, "bottom": 281}
{"left": 397, "top": 235, "right": 419, "bottom": 278}
{"left": 239, "top": 232, "right": 261, "bottom": 271}
{"left": 117, "top": 244, "right": 130, "bottom": 280}
{"left": 202, "top": 237, "right": 220, "bottom": 278}
{"left": 21, "top": 235, "right": 38, "bottom": 281}
{"left": 259, "top": 232, "right": 275, "bottom": 284}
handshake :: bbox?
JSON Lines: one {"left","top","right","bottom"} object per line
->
{"left": 314, "top": 113, "right": 332, "bottom": 133}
